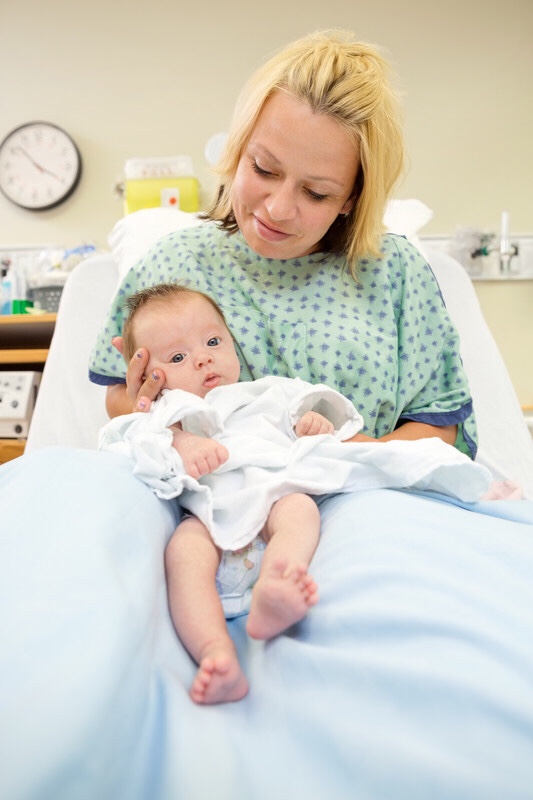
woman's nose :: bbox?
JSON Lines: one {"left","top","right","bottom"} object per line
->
{"left": 265, "top": 181, "right": 297, "bottom": 221}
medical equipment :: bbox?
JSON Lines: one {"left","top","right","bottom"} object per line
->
{"left": 120, "top": 156, "right": 200, "bottom": 214}
{"left": 0, "top": 371, "right": 41, "bottom": 437}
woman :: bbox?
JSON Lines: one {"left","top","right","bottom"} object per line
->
{"left": 90, "top": 30, "right": 476, "bottom": 459}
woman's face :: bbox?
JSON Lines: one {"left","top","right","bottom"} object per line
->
{"left": 231, "top": 91, "right": 360, "bottom": 260}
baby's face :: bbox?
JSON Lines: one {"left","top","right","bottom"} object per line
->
{"left": 133, "top": 294, "right": 241, "bottom": 397}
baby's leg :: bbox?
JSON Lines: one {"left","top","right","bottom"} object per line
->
{"left": 246, "top": 494, "right": 320, "bottom": 640}
{"left": 165, "top": 517, "right": 248, "bottom": 704}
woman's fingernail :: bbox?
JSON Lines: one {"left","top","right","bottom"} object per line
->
{"left": 138, "top": 398, "right": 146, "bottom": 410}
{"left": 151, "top": 371, "right": 160, "bottom": 381}
{"left": 136, "top": 350, "right": 143, "bottom": 358}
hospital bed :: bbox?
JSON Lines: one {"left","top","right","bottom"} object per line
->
{"left": 1, "top": 208, "right": 533, "bottom": 800}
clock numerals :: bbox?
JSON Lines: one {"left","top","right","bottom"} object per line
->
{"left": 0, "top": 122, "right": 82, "bottom": 210}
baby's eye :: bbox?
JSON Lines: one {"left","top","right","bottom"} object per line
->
{"left": 171, "top": 353, "right": 185, "bottom": 363}
{"left": 207, "top": 337, "right": 221, "bottom": 347}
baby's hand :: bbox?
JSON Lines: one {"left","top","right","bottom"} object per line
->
{"left": 171, "top": 427, "right": 229, "bottom": 479}
{"left": 294, "top": 411, "right": 334, "bottom": 437}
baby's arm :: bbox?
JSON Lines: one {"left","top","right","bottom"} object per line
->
{"left": 294, "top": 411, "right": 334, "bottom": 438}
{"left": 171, "top": 424, "right": 229, "bottom": 479}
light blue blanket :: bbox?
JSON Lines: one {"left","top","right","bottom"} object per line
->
{"left": 1, "top": 447, "right": 533, "bottom": 800}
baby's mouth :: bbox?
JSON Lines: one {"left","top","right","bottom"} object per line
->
{"left": 204, "top": 373, "right": 221, "bottom": 389}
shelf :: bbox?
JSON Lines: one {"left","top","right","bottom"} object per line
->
{"left": 0, "top": 349, "right": 49, "bottom": 364}
{"left": 0, "top": 313, "right": 56, "bottom": 368}
{"left": 0, "top": 312, "right": 56, "bottom": 336}
{"left": 470, "top": 274, "right": 533, "bottom": 282}
{"left": 0, "top": 438, "right": 25, "bottom": 464}
{"left": 0, "top": 312, "right": 56, "bottom": 324}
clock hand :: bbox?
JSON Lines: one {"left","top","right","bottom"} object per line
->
{"left": 16, "top": 146, "right": 62, "bottom": 181}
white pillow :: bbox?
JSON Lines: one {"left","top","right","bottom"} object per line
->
{"left": 108, "top": 208, "right": 202, "bottom": 286}
{"left": 384, "top": 198, "right": 433, "bottom": 256}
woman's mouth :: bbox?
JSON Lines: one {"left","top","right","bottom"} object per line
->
{"left": 253, "top": 215, "right": 292, "bottom": 242}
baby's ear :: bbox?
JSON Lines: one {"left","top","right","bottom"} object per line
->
{"left": 112, "top": 335, "right": 125, "bottom": 356}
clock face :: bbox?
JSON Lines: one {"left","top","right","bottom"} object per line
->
{"left": 0, "top": 122, "right": 82, "bottom": 210}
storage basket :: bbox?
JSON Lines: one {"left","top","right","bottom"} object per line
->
{"left": 28, "top": 285, "right": 64, "bottom": 313}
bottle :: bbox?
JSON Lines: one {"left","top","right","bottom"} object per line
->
{"left": 11, "top": 263, "right": 27, "bottom": 311}
{"left": 1, "top": 267, "right": 12, "bottom": 314}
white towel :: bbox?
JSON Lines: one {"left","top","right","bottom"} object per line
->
{"left": 99, "top": 376, "right": 493, "bottom": 550}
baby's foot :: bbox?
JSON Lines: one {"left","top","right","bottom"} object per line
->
{"left": 190, "top": 643, "right": 249, "bottom": 705}
{"left": 246, "top": 560, "right": 319, "bottom": 640}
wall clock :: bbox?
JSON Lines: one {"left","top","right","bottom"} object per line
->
{"left": 0, "top": 122, "right": 82, "bottom": 211}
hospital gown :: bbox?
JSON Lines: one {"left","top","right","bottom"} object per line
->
{"left": 89, "top": 224, "right": 478, "bottom": 458}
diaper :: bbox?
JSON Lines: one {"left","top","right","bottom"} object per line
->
{"left": 216, "top": 536, "right": 266, "bottom": 618}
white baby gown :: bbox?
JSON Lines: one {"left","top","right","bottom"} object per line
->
{"left": 99, "top": 376, "right": 493, "bottom": 551}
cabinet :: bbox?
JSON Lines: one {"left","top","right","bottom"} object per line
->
{"left": 0, "top": 313, "right": 56, "bottom": 463}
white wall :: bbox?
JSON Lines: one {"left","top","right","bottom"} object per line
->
{"left": 2, "top": 0, "right": 533, "bottom": 402}
{"left": 2, "top": 0, "right": 532, "bottom": 247}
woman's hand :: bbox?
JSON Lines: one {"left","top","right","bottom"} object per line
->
{"left": 346, "top": 422, "right": 457, "bottom": 446}
{"left": 105, "top": 338, "right": 167, "bottom": 418}
{"left": 123, "top": 345, "right": 165, "bottom": 412}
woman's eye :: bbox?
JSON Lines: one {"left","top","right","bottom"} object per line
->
{"left": 252, "top": 160, "right": 272, "bottom": 177}
{"left": 207, "top": 337, "right": 221, "bottom": 347}
{"left": 171, "top": 353, "right": 185, "bottom": 363}
{"left": 306, "top": 188, "right": 328, "bottom": 202}
{"left": 251, "top": 158, "right": 326, "bottom": 201}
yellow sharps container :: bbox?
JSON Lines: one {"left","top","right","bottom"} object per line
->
{"left": 123, "top": 157, "right": 200, "bottom": 214}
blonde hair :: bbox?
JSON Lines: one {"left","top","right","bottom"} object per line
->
{"left": 122, "top": 283, "right": 227, "bottom": 362}
{"left": 205, "top": 30, "right": 405, "bottom": 273}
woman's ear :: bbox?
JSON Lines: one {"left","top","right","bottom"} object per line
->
{"left": 340, "top": 195, "right": 355, "bottom": 216}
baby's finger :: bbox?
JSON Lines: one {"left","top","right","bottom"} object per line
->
{"left": 214, "top": 444, "right": 229, "bottom": 465}
{"left": 294, "top": 414, "right": 312, "bottom": 437}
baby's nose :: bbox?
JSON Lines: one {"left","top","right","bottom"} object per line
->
{"left": 195, "top": 349, "right": 213, "bottom": 367}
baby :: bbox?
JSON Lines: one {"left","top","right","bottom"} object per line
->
{"left": 112, "top": 283, "right": 338, "bottom": 704}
